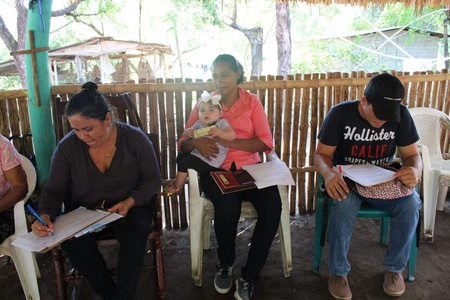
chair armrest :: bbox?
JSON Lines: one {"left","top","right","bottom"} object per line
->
{"left": 440, "top": 114, "right": 450, "bottom": 131}
{"left": 13, "top": 200, "right": 29, "bottom": 237}
{"left": 418, "top": 144, "right": 431, "bottom": 173}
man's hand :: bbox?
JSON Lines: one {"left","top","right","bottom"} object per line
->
{"left": 393, "top": 166, "right": 421, "bottom": 188}
{"left": 324, "top": 172, "right": 350, "bottom": 201}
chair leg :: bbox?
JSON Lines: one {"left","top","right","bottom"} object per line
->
{"left": 380, "top": 216, "right": 389, "bottom": 246}
{"left": 312, "top": 197, "right": 325, "bottom": 275}
{"left": 437, "top": 183, "right": 449, "bottom": 211}
{"left": 407, "top": 231, "right": 417, "bottom": 282}
{"left": 202, "top": 219, "right": 211, "bottom": 250}
{"left": 32, "top": 253, "right": 41, "bottom": 279}
{"left": 189, "top": 215, "right": 204, "bottom": 286}
{"left": 423, "top": 172, "right": 439, "bottom": 242}
{"left": 51, "top": 247, "right": 68, "bottom": 300}
{"left": 278, "top": 207, "right": 292, "bottom": 277}
{"left": 9, "top": 244, "right": 41, "bottom": 300}
{"left": 152, "top": 236, "right": 167, "bottom": 300}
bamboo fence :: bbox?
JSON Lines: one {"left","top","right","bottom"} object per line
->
{"left": 0, "top": 70, "right": 449, "bottom": 229}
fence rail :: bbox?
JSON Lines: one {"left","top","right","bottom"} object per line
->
{"left": 1, "top": 70, "right": 449, "bottom": 229}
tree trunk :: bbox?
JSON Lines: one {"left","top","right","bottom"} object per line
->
{"left": 227, "top": 0, "right": 263, "bottom": 76}
{"left": 228, "top": 25, "right": 263, "bottom": 76}
{"left": 276, "top": 1, "right": 291, "bottom": 76}
{"left": 246, "top": 27, "right": 263, "bottom": 76}
{"left": 445, "top": 10, "right": 450, "bottom": 69}
{"left": 12, "top": 0, "right": 28, "bottom": 87}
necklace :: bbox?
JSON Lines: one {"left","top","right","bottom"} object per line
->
{"left": 94, "top": 146, "right": 116, "bottom": 159}
{"left": 90, "top": 126, "right": 117, "bottom": 160}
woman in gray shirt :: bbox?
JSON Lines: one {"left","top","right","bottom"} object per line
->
{"left": 32, "top": 82, "right": 161, "bottom": 300}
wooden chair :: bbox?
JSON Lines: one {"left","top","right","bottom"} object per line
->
{"left": 50, "top": 92, "right": 166, "bottom": 299}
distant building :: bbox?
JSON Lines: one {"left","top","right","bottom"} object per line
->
{"left": 0, "top": 37, "right": 173, "bottom": 85}
{"left": 295, "top": 26, "right": 444, "bottom": 72}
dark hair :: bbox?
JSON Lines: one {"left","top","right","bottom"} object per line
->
{"left": 211, "top": 54, "right": 245, "bottom": 85}
{"left": 65, "top": 82, "right": 111, "bottom": 121}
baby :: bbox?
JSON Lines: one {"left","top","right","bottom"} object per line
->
{"left": 163, "top": 92, "right": 236, "bottom": 196}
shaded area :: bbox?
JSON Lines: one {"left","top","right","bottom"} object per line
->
{"left": 1, "top": 201, "right": 450, "bottom": 299}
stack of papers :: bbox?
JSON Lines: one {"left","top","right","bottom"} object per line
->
{"left": 242, "top": 159, "right": 295, "bottom": 189}
{"left": 338, "top": 164, "right": 395, "bottom": 187}
{"left": 12, "top": 207, "right": 123, "bottom": 253}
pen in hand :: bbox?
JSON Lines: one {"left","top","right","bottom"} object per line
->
{"left": 26, "top": 204, "right": 54, "bottom": 236}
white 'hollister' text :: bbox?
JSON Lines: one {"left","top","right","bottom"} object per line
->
{"left": 343, "top": 126, "right": 395, "bottom": 141}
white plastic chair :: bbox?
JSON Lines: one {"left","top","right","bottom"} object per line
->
{"left": 0, "top": 154, "right": 41, "bottom": 299}
{"left": 410, "top": 107, "right": 450, "bottom": 243}
{"left": 187, "top": 155, "right": 292, "bottom": 286}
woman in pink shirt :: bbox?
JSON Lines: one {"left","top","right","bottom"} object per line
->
{"left": 0, "top": 134, "right": 27, "bottom": 243}
{"left": 180, "top": 54, "right": 282, "bottom": 300}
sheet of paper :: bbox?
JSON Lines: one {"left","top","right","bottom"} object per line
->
{"left": 242, "top": 159, "right": 295, "bottom": 189}
{"left": 74, "top": 212, "right": 123, "bottom": 237}
{"left": 12, "top": 207, "right": 120, "bottom": 253}
{"left": 338, "top": 164, "right": 395, "bottom": 187}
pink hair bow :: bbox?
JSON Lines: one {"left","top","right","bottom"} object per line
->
{"left": 200, "top": 91, "right": 222, "bottom": 106}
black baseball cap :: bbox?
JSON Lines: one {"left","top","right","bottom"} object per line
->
{"left": 364, "top": 73, "right": 405, "bottom": 122}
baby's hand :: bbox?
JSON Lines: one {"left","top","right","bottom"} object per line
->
{"left": 208, "top": 127, "right": 222, "bottom": 138}
{"left": 183, "top": 128, "right": 195, "bottom": 139}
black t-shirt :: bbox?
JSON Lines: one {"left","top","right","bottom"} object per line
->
{"left": 317, "top": 100, "right": 419, "bottom": 166}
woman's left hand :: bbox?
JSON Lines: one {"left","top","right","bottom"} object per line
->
{"left": 108, "top": 198, "right": 135, "bottom": 216}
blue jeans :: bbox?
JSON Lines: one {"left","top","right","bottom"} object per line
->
{"left": 327, "top": 191, "right": 421, "bottom": 276}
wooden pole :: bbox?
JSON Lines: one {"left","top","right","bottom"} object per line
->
{"left": 10, "top": 30, "right": 50, "bottom": 107}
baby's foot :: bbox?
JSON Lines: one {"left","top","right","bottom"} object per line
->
{"left": 163, "top": 183, "right": 182, "bottom": 196}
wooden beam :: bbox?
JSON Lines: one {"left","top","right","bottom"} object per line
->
{"left": 10, "top": 30, "right": 50, "bottom": 107}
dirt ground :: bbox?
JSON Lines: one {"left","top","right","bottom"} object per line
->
{"left": 1, "top": 199, "right": 450, "bottom": 300}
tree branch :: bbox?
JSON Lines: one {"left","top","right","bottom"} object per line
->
{"left": 68, "top": 14, "right": 104, "bottom": 36}
{"left": 51, "top": 0, "right": 86, "bottom": 17}
{"left": 0, "top": 14, "right": 16, "bottom": 51}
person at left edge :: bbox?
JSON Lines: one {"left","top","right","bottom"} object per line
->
{"left": 31, "top": 82, "right": 162, "bottom": 300}
{"left": 0, "top": 134, "right": 28, "bottom": 244}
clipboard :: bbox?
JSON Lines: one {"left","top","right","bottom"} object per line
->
{"left": 12, "top": 207, "right": 123, "bottom": 253}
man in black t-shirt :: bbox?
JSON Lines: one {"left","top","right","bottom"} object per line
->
{"left": 314, "top": 73, "right": 422, "bottom": 300}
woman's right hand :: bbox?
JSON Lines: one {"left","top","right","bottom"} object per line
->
{"left": 192, "top": 138, "right": 219, "bottom": 161}
{"left": 31, "top": 214, "right": 54, "bottom": 237}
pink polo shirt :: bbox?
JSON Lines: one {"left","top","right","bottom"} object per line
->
{"left": 0, "top": 135, "right": 22, "bottom": 199}
{"left": 182, "top": 88, "right": 273, "bottom": 170}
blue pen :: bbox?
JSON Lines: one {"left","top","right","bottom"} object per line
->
{"left": 26, "top": 204, "right": 54, "bottom": 236}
